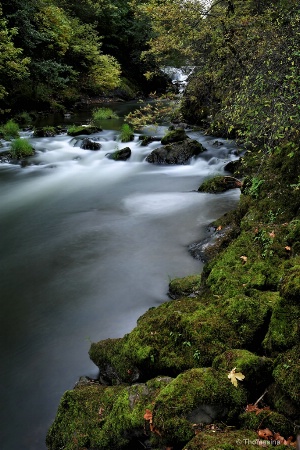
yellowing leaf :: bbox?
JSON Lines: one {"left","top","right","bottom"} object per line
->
{"left": 228, "top": 367, "right": 245, "bottom": 387}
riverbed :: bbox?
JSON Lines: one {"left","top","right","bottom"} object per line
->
{"left": 0, "top": 105, "right": 240, "bottom": 449}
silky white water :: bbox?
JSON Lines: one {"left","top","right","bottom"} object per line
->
{"left": 0, "top": 124, "right": 240, "bottom": 449}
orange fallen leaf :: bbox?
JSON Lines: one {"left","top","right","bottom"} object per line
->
{"left": 144, "top": 409, "right": 153, "bottom": 422}
{"left": 258, "top": 428, "right": 273, "bottom": 440}
{"left": 285, "top": 246, "right": 291, "bottom": 251}
{"left": 216, "top": 225, "right": 222, "bottom": 231}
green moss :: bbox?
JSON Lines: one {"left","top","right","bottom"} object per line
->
{"left": 67, "top": 125, "right": 101, "bottom": 136}
{"left": 184, "top": 429, "right": 260, "bottom": 450}
{"left": 280, "top": 262, "right": 300, "bottom": 303}
{"left": 262, "top": 298, "right": 300, "bottom": 353}
{"left": 46, "top": 377, "right": 173, "bottom": 450}
{"left": 168, "top": 274, "right": 201, "bottom": 298}
{"left": 239, "top": 410, "right": 294, "bottom": 437}
{"left": 161, "top": 128, "right": 187, "bottom": 144}
{"left": 212, "top": 349, "right": 273, "bottom": 397}
{"left": 151, "top": 368, "right": 247, "bottom": 447}
{"left": 273, "top": 345, "right": 300, "bottom": 405}
{"left": 198, "top": 176, "right": 241, "bottom": 193}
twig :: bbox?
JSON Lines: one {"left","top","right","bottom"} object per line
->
{"left": 254, "top": 389, "right": 268, "bottom": 406}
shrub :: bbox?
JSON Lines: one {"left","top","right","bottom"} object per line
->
{"left": 92, "top": 107, "right": 118, "bottom": 121}
{"left": 119, "top": 123, "right": 134, "bottom": 142}
{"left": 10, "top": 138, "right": 34, "bottom": 158}
{"left": 1, "top": 120, "right": 20, "bottom": 140}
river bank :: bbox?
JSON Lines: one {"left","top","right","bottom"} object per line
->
{"left": 0, "top": 108, "right": 243, "bottom": 450}
{"left": 45, "top": 115, "right": 300, "bottom": 449}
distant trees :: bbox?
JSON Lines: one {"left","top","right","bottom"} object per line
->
{"left": 0, "top": 0, "right": 160, "bottom": 115}
{"left": 136, "top": 0, "right": 300, "bottom": 151}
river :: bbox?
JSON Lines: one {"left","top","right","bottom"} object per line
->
{"left": 0, "top": 102, "right": 240, "bottom": 449}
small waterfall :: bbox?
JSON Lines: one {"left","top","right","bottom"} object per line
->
{"left": 162, "top": 66, "right": 195, "bottom": 93}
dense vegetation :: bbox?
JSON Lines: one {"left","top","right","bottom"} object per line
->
{"left": 0, "top": 0, "right": 168, "bottom": 116}
{"left": 1, "top": 0, "right": 299, "bottom": 448}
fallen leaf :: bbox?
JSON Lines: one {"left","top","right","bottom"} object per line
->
{"left": 285, "top": 246, "right": 291, "bottom": 251}
{"left": 216, "top": 225, "right": 222, "bottom": 231}
{"left": 98, "top": 407, "right": 104, "bottom": 417}
{"left": 240, "top": 255, "right": 248, "bottom": 264}
{"left": 258, "top": 428, "right": 273, "bottom": 440}
{"left": 269, "top": 231, "right": 275, "bottom": 238}
{"left": 228, "top": 367, "right": 245, "bottom": 387}
{"left": 144, "top": 409, "right": 153, "bottom": 423}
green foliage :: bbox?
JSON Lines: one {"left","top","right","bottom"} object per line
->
{"left": 91, "top": 107, "right": 118, "bottom": 127}
{"left": 1, "top": 120, "right": 19, "bottom": 139}
{"left": 10, "top": 138, "right": 34, "bottom": 158}
{"left": 125, "top": 94, "right": 179, "bottom": 129}
{"left": 119, "top": 123, "right": 134, "bottom": 142}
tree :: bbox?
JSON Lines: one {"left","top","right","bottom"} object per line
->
{"left": 0, "top": 5, "right": 30, "bottom": 112}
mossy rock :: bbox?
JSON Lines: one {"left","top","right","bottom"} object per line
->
{"left": 198, "top": 175, "right": 242, "bottom": 193}
{"left": 150, "top": 368, "right": 247, "bottom": 447}
{"left": 161, "top": 128, "right": 187, "bottom": 144}
{"left": 67, "top": 125, "right": 101, "bottom": 136}
{"left": 262, "top": 297, "right": 300, "bottom": 353}
{"left": 138, "top": 135, "right": 161, "bottom": 146}
{"left": 168, "top": 274, "right": 201, "bottom": 299}
{"left": 266, "top": 383, "right": 300, "bottom": 421}
{"left": 212, "top": 349, "right": 273, "bottom": 398}
{"left": 273, "top": 345, "right": 300, "bottom": 407}
{"left": 279, "top": 260, "right": 300, "bottom": 304}
{"left": 90, "top": 296, "right": 239, "bottom": 383}
{"left": 146, "top": 138, "right": 206, "bottom": 164}
{"left": 205, "top": 232, "right": 283, "bottom": 298}
{"left": 184, "top": 429, "right": 259, "bottom": 450}
{"left": 239, "top": 410, "right": 294, "bottom": 438}
{"left": 46, "top": 376, "right": 173, "bottom": 450}
{"left": 106, "top": 147, "right": 131, "bottom": 161}
{"left": 33, "top": 126, "right": 57, "bottom": 137}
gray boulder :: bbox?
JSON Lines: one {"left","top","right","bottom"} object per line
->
{"left": 146, "top": 138, "right": 206, "bottom": 165}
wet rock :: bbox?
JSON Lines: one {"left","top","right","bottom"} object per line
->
{"left": 138, "top": 135, "right": 161, "bottom": 146}
{"left": 80, "top": 138, "right": 101, "bottom": 150}
{"left": 33, "top": 127, "right": 57, "bottom": 137}
{"left": 146, "top": 138, "right": 206, "bottom": 164}
{"left": 106, "top": 146, "right": 131, "bottom": 161}
{"left": 198, "top": 175, "right": 242, "bottom": 193}
{"left": 67, "top": 125, "right": 101, "bottom": 136}
{"left": 161, "top": 128, "right": 187, "bottom": 144}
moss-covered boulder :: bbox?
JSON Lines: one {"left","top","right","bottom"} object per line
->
{"left": 198, "top": 175, "right": 242, "bottom": 193}
{"left": 150, "top": 368, "right": 247, "bottom": 448}
{"left": 33, "top": 126, "right": 58, "bottom": 137}
{"left": 46, "top": 376, "right": 173, "bottom": 450}
{"left": 89, "top": 295, "right": 240, "bottom": 384}
{"left": 67, "top": 125, "right": 101, "bottom": 136}
{"left": 168, "top": 274, "right": 201, "bottom": 299}
{"left": 272, "top": 345, "right": 300, "bottom": 416}
{"left": 262, "top": 297, "right": 300, "bottom": 353}
{"left": 161, "top": 128, "right": 187, "bottom": 144}
{"left": 239, "top": 409, "right": 294, "bottom": 438}
{"left": 138, "top": 135, "right": 161, "bottom": 146}
{"left": 184, "top": 429, "right": 259, "bottom": 450}
{"left": 213, "top": 349, "right": 273, "bottom": 399}
{"left": 146, "top": 138, "right": 206, "bottom": 164}
{"left": 106, "top": 147, "right": 131, "bottom": 161}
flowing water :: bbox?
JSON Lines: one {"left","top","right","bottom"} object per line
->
{"left": 0, "top": 105, "right": 240, "bottom": 449}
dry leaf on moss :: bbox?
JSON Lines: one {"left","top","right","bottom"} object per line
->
{"left": 228, "top": 367, "right": 245, "bottom": 387}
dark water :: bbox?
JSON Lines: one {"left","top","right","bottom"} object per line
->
{"left": 0, "top": 106, "right": 240, "bottom": 449}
